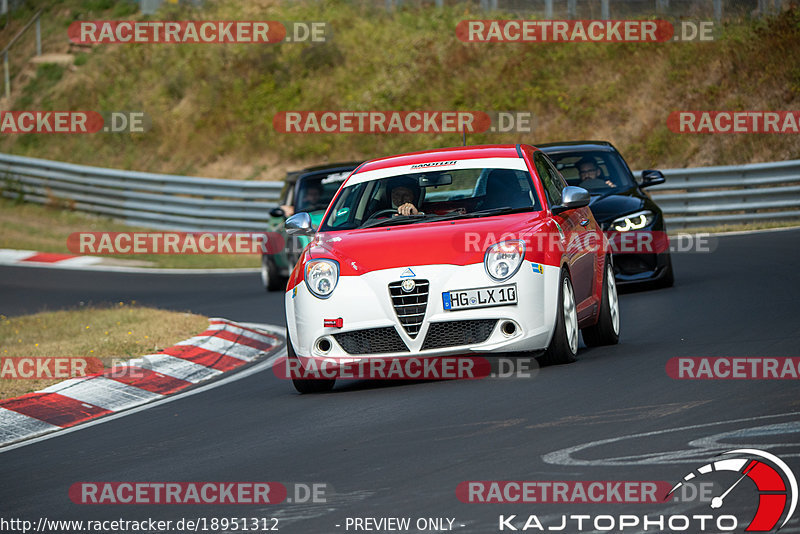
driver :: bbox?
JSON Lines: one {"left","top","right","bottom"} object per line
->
{"left": 388, "top": 177, "right": 421, "bottom": 216}
{"left": 577, "top": 158, "right": 615, "bottom": 188}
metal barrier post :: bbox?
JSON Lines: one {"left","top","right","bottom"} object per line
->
{"left": 35, "top": 16, "right": 42, "bottom": 56}
{"left": 601, "top": 0, "right": 610, "bottom": 20}
{"left": 545, "top": 0, "right": 553, "bottom": 19}
{"left": 3, "top": 51, "right": 9, "bottom": 100}
{"left": 567, "top": 0, "right": 577, "bottom": 19}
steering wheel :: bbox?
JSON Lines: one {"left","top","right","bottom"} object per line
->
{"left": 365, "top": 208, "right": 399, "bottom": 221}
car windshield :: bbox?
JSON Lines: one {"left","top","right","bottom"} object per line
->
{"left": 295, "top": 170, "right": 350, "bottom": 213}
{"left": 545, "top": 150, "right": 636, "bottom": 194}
{"left": 319, "top": 167, "right": 541, "bottom": 231}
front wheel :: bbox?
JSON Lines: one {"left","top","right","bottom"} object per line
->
{"left": 537, "top": 269, "right": 579, "bottom": 366}
{"left": 581, "top": 259, "right": 620, "bottom": 347}
{"left": 286, "top": 329, "right": 335, "bottom": 394}
{"left": 261, "top": 255, "right": 283, "bottom": 292}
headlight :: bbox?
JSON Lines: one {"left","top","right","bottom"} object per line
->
{"left": 484, "top": 240, "right": 525, "bottom": 282}
{"left": 611, "top": 210, "right": 654, "bottom": 231}
{"left": 304, "top": 259, "right": 339, "bottom": 299}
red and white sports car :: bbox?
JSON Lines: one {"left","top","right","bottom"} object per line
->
{"left": 284, "top": 144, "right": 619, "bottom": 393}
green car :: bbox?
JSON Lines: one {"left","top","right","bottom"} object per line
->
{"left": 261, "top": 162, "right": 361, "bottom": 291}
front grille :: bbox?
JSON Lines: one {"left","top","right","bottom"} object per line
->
{"left": 421, "top": 320, "right": 497, "bottom": 351}
{"left": 388, "top": 279, "right": 429, "bottom": 338}
{"left": 333, "top": 327, "right": 409, "bottom": 355}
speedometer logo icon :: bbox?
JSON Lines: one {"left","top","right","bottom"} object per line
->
{"left": 667, "top": 449, "right": 798, "bottom": 531}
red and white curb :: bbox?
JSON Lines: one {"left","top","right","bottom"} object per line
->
{"left": 0, "top": 248, "right": 258, "bottom": 273}
{"left": 0, "top": 318, "right": 284, "bottom": 447}
{"left": 0, "top": 249, "right": 102, "bottom": 267}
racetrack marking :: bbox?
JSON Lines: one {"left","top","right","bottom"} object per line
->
{"left": 40, "top": 376, "right": 162, "bottom": 411}
{"left": 542, "top": 411, "right": 800, "bottom": 466}
{"left": 141, "top": 353, "right": 223, "bottom": 383}
{"left": 0, "top": 408, "right": 60, "bottom": 443}
{"left": 526, "top": 401, "right": 710, "bottom": 429}
{"left": 174, "top": 335, "right": 264, "bottom": 361}
{"left": 0, "top": 321, "right": 284, "bottom": 449}
{"left": 0, "top": 339, "right": 286, "bottom": 453}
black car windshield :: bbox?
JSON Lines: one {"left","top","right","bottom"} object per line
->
{"left": 545, "top": 150, "right": 636, "bottom": 194}
{"left": 319, "top": 167, "right": 541, "bottom": 231}
{"left": 294, "top": 170, "right": 351, "bottom": 213}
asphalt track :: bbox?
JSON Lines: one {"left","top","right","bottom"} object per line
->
{"left": 1, "top": 228, "right": 799, "bottom": 533}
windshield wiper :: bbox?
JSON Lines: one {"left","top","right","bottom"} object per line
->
{"left": 360, "top": 214, "right": 427, "bottom": 229}
{"left": 429, "top": 206, "right": 535, "bottom": 221}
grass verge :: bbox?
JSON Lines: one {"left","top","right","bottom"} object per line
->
{"left": 0, "top": 304, "right": 209, "bottom": 401}
{"left": 0, "top": 198, "right": 261, "bottom": 269}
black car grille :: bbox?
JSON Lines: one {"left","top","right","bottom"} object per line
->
{"left": 421, "top": 320, "right": 497, "bottom": 351}
{"left": 388, "top": 279, "right": 429, "bottom": 338}
{"left": 333, "top": 327, "right": 409, "bottom": 355}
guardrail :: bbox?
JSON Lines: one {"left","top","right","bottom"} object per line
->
{"left": 643, "top": 159, "right": 800, "bottom": 229}
{"left": 1, "top": 152, "right": 799, "bottom": 231}
{"left": 0, "top": 152, "right": 282, "bottom": 232}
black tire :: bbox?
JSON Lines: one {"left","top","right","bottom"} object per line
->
{"left": 655, "top": 253, "right": 675, "bottom": 289}
{"left": 537, "top": 269, "right": 579, "bottom": 366}
{"left": 286, "top": 329, "right": 335, "bottom": 394}
{"left": 581, "top": 259, "right": 620, "bottom": 347}
{"left": 261, "top": 255, "right": 283, "bottom": 292}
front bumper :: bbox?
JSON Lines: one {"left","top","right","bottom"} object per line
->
{"left": 286, "top": 261, "right": 561, "bottom": 361}
{"left": 612, "top": 251, "right": 671, "bottom": 285}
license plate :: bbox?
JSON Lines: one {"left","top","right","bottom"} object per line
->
{"left": 442, "top": 284, "right": 517, "bottom": 311}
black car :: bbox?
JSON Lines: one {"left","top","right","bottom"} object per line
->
{"left": 539, "top": 141, "right": 674, "bottom": 288}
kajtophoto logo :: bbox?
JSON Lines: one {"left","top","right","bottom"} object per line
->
{"left": 666, "top": 449, "right": 798, "bottom": 531}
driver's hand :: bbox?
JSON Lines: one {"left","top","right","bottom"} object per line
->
{"left": 397, "top": 203, "right": 419, "bottom": 216}
{"left": 605, "top": 180, "right": 615, "bottom": 187}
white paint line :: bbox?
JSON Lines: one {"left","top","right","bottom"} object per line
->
{"left": 542, "top": 411, "right": 800, "bottom": 466}
{"left": 0, "top": 408, "right": 61, "bottom": 443}
{"left": 141, "top": 354, "right": 223, "bottom": 383}
{"left": 40, "top": 376, "right": 162, "bottom": 411}
{"left": 0, "top": 347, "right": 286, "bottom": 453}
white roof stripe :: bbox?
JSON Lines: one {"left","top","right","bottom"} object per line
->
{"left": 345, "top": 157, "right": 529, "bottom": 186}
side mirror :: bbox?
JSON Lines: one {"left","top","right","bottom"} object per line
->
{"left": 270, "top": 207, "right": 286, "bottom": 218}
{"left": 285, "top": 212, "right": 315, "bottom": 236}
{"left": 551, "top": 186, "right": 590, "bottom": 215}
{"left": 640, "top": 170, "right": 665, "bottom": 188}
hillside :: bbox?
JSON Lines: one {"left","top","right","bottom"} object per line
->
{"left": 1, "top": 0, "right": 798, "bottom": 180}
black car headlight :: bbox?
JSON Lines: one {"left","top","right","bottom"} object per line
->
{"left": 611, "top": 210, "right": 654, "bottom": 232}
